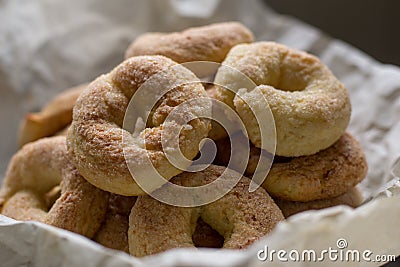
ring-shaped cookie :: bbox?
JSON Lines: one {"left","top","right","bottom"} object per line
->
{"left": 0, "top": 136, "right": 109, "bottom": 238}
{"left": 125, "top": 22, "right": 254, "bottom": 63}
{"left": 214, "top": 42, "right": 351, "bottom": 156}
{"left": 274, "top": 187, "right": 363, "bottom": 217}
{"left": 18, "top": 84, "right": 86, "bottom": 147}
{"left": 125, "top": 22, "right": 254, "bottom": 141}
{"left": 94, "top": 194, "right": 228, "bottom": 252}
{"left": 67, "top": 56, "right": 210, "bottom": 196}
{"left": 262, "top": 133, "right": 367, "bottom": 201}
{"left": 128, "top": 165, "right": 284, "bottom": 257}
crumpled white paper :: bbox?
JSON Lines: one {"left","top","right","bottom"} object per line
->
{"left": 1, "top": 0, "right": 400, "bottom": 266}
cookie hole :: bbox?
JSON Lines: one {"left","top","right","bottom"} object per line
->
{"left": 273, "top": 155, "right": 293, "bottom": 164}
{"left": 274, "top": 53, "right": 311, "bottom": 92}
{"left": 203, "top": 82, "right": 215, "bottom": 90}
{"left": 43, "top": 185, "right": 61, "bottom": 210}
{"left": 146, "top": 86, "right": 186, "bottom": 128}
{"left": 275, "top": 72, "right": 308, "bottom": 92}
{"left": 146, "top": 97, "right": 165, "bottom": 128}
{"left": 323, "top": 169, "right": 332, "bottom": 180}
{"left": 192, "top": 218, "right": 224, "bottom": 248}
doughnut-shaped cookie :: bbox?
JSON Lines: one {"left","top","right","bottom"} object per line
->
{"left": 94, "top": 195, "right": 224, "bottom": 252}
{"left": 18, "top": 84, "right": 86, "bottom": 147}
{"left": 263, "top": 133, "right": 367, "bottom": 202}
{"left": 125, "top": 22, "right": 254, "bottom": 63}
{"left": 214, "top": 42, "right": 351, "bottom": 156}
{"left": 0, "top": 136, "right": 109, "bottom": 238}
{"left": 274, "top": 187, "right": 363, "bottom": 218}
{"left": 94, "top": 194, "right": 137, "bottom": 253}
{"left": 128, "top": 165, "right": 284, "bottom": 257}
{"left": 213, "top": 132, "right": 366, "bottom": 202}
{"left": 67, "top": 56, "right": 210, "bottom": 196}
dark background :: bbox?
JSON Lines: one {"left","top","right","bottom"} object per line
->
{"left": 263, "top": 0, "right": 400, "bottom": 66}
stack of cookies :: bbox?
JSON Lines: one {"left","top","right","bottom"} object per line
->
{"left": 0, "top": 22, "right": 367, "bottom": 258}
{"left": 210, "top": 41, "right": 367, "bottom": 218}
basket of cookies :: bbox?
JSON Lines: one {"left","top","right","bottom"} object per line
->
{"left": 1, "top": 1, "right": 400, "bottom": 266}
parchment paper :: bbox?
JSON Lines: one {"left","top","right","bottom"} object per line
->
{"left": 1, "top": 0, "right": 400, "bottom": 266}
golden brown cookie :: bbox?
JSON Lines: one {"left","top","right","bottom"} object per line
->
{"left": 214, "top": 42, "right": 351, "bottom": 156}
{"left": 128, "top": 165, "right": 284, "bottom": 257}
{"left": 94, "top": 196, "right": 225, "bottom": 253}
{"left": 274, "top": 187, "right": 363, "bottom": 217}
{"left": 18, "top": 84, "right": 86, "bottom": 147}
{"left": 0, "top": 136, "right": 109, "bottom": 238}
{"left": 67, "top": 56, "right": 211, "bottom": 196}
{"left": 262, "top": 133, "right": 367, "bottom": 202}
{"left": 125, "top": 22, "right": 254, "bottom": 63}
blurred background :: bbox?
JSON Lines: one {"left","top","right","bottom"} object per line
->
{"left": 264, "top": 0, "right": 400, "bottom": 66}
